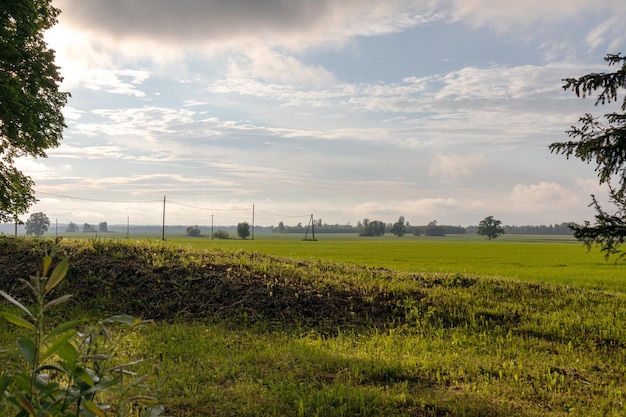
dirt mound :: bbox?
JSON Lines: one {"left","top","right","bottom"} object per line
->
{"left": 0, "top": 237, "right": 416, "bottom": 330}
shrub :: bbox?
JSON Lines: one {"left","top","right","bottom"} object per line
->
{"left": 0, "top": 250, "right": 163, "bottom": 416}
{"left": 186, "top": 225, "right": 202, "bottom": 237}
{"left": 213, "top": 230, "right": 229, "bottom": 239}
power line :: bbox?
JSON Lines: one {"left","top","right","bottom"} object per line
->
{"left": 167, "top": 200, "right": 250, "bottom": 211}
{"left": 36, "top": 191, "right": 162, "bottom": 203}
{"left": 255, "top": 208, "right": 310, "bottom": 218}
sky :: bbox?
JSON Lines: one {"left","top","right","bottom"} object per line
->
{"left": 14, "top": 0, "right": 626, "bottom": 228}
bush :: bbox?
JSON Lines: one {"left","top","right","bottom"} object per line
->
{"left": 0, "top": 252, "right": 163, "bottom": 416}
{"left": 186, "top": 225, "right": 202, "bottom": 236}
{"left": 213, "top": 230, "right": 229, "bottom": 239}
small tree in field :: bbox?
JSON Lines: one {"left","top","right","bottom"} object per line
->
{"left": 65, "top": 221, "right": 78, "bottom": 232}
{"left": 477, "top": 216, "right": 505, "bottom": 240}
{"left": 25, "top": 212, "right": 50, "bottom": 237}
{"left": 186, "top": 225, "right": 201, "bottom": 236}
{"left": 237, "top": 222, "right": 250, "bottom": 239}
{"left": 213, "top": 230, "right": 229, "bottom": 239}
{"left": 391, "top": 216, "right": 407, "bottom": 237}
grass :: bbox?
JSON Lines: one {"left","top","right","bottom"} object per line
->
{"left": 165, "top": 232, "right": 624, "bottom": 292}
{"left": 1, "top": 236, "right": 625, "bottom": 416}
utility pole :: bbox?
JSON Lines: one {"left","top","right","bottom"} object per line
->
{"left": 162, "top": 195, "right": 166, "bottom": 241}
{"left": 252, "top": 204, "right": 255, "bottom": 240}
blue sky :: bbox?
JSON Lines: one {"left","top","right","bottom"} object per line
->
{"left": 16, "top": 0, "right": 626, "bottom": 227}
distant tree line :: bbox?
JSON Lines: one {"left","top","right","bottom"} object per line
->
{"left": 65, "top": 221, "right": 108, "bottom": 233}
{"left": 272, "top": 217, "right": 468, "bottom": 236}
{"left": 273, "top": 218, "right": 577, "bottom": 236}
{"left": 466, "top": 223, "right": 576, "bottom": 235}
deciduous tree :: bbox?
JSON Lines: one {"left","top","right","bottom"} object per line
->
{"left": 25, "top": 211, "right": 49, "bottom": 236}
{"left": 391, "top": 216, "right": 407, "bottom": 237}
{"left": 550, "top": 53, "right": 626, "bottom": 259}
{"left": 477, "top": 216, "right": 505, "bottom": 240}
{"left": 65, "top": 221, "right": 78, "bottom": 232}
{"left": 186, "top": 225, "right": 201, "bottom": 236}
{"left": 237, "top": 222, "right": 250, "bottom": 239}
{"left": 0, "top": 0, "right": 69, "bottom": 221}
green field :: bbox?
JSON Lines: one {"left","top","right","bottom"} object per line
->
{"left": 163, "top": 233, "right": 624, "bottom": 292}
{"left": 1, "top": 236, "right": 625, "bottom": 416}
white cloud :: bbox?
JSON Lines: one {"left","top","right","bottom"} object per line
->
{"left": 447, "top": 0, "right": 626, "bottom": 31}
{"left": 429, "top": 152, "right": 484, "bottom": 182}
{"left": 509, "top": 182, "right": 581, "bottom": 212}
{"left": 226, "top": 48, "right": 335, "bottom": 86}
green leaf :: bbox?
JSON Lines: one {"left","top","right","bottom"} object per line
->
{"left": 42, "top": 330, "right": 76, "bottom": 361}
{"left": 75, "top": 366, "right": 96, "bottom": 387}
{"left": 44, "top": 319, "right": 85, "bottom": 342}
{"left": 43, "top": 294, "right": 73, "bottom": 311}
{"left": 56, "top": 339, "right": 78, "bottom": 364}
{"left": 45, "top": 257, "right": 69, "bottom": 293}
{"left": 2, "top": 312, "right": 35, "bottom": 331}
{"left": 42, "top": 256, "right": 53, "bottom": 277}
{"left": 83, "top": 399, "right": 107, "bottom": 417}
{"left": 0, "top": 374, "right": 12, "bottom": 394}
{"left": 17, "top": 336, "right": 37, "bottom": 367}
{"left": 0, "top": 290, "right": 33, "bottom": 319}
{"left": 80, "top": 375, "right": 121, "bottom": 396}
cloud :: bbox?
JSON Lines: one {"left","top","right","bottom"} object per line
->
{"left": 53, "top": 0, "right": 430, "bottom": 52}
{"left": 586, "top": 16, "right": 626, "bottom": 52}
{"left": 509, "top": 182, "right": 581, "bottom": 212}
{"left": 429, "top": 152, "right": 484, "bottom": 182}
{"left": 226, "top": 48, "right": 335, "bottom": 86}
{"left": 446, "top": 0, "right": 626, "bottom": 31}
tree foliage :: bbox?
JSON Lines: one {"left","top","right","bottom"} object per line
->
{"left": 98, "top": 221, "right": 108, "bottom": 232}
{"left": 0, "top": 0, "right": 69, "bottom": 222}
{"left": 24, "top": 211, "right": 49, "bottom": 236}
{"left": 477, "top": 216, "right": 505, "bottom": 240}
{"left": 424, "top": 220, "right": 445, "bottom": 237}
{"left": 186, "top": 225, "right": 201, "bottom": 237}
{"left": 391, "top": 216, "right": 406, "bottom": 237}
{"left": 549, "top": 53, "right": 626, "bottom": 259}
{"left": 358, "top": 218, "right": 385, "bottom": 237}
{"left": 237, "top": 222, "right": 250, "bottom": 239}
{"left": 65, "top": 221, "right": 78, "bottom": 233}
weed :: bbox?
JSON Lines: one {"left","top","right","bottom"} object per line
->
{"left": 0, "top": 248, "right": 164, "bottom": 416}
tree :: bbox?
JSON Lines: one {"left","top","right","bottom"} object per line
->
{"left": 549, "top": 53, "right": 626, "bottom": 259}
{"left": 186, "top": 225, "right": 201, "bottom": 236}
{"left": 237, "top": 222, "right": 250, "bottom": 239}
{"left": 358, "top": 218, "right": 385, "bottom": 236}
{"left": 83, "top": 223, "right": 96, "bottom": 233}
{"left": 25, "top": 212, "right": 49, "bottom": 237}
{"left": 477, "top": 216, "right": 505, "bottom": 240}
{"left": 391, "top": 216, "right": 407, "bottom": 237}
{"left": 98, "top": 221, "right": 108, "bottom": 232}
{"left": 65, "top": 221, "right": 78, "bottom": 233}
{"left": 0, "top": 1, "right": 69, "bottom": 222}
{"left": 424, "top": 220, "right": 445, "bottom": 237}
{"left": 213, "top": 230, "right": 229, "bottom": 239}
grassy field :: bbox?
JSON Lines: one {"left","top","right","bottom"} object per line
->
{"left": 163, "top": 233, "right": 624, "bottom": 292}
{"left": 1, "top": 236, "right": 625, "bottom": 416}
